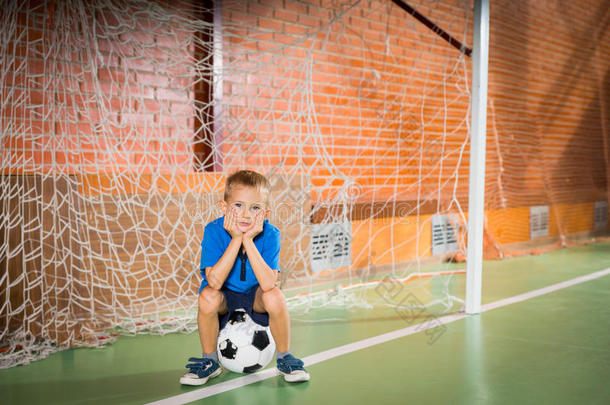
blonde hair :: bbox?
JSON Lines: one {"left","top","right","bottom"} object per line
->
{"left": 224, "top": 170, "right": 270, "bottom": 201}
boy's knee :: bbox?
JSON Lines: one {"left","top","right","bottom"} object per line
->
{"left": 261, "top": 287, "right": 286, "bottom": 312}
{"left": 199, "top": 286, "right": 223, "bottom": 314}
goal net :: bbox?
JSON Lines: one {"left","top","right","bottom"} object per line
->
{"left": 1, "top": 0, "right": 608, "bottom": 368}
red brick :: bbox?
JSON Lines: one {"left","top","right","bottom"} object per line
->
{"left": 98, "top": 68, "right": 128, "bottom": 83}
{"left": 297, "top": 14, "right": 320, "bottom": 28}
{"left": 170, "top": 103, "right": 194, "bottom": 115}
{"left": 136, "top": 72, "right": 168, "bottom": 87}
{"left": 259, "top": 0, "right": 283, "bottom": 9}
{"left": 155, "top": 88, "right": 189, "bottom": 102}
{"left": 258, "top": 16, "right": 284, "bottom": 32}
{"left": 284, "top": 23, "right": 309, "bottom": 35}
{"left": 248, "top": 2, "right": 273, "bottom": 17}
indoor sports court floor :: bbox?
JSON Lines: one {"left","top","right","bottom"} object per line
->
{"left": 2, "top": 241, "right": 610, "bottom": 404}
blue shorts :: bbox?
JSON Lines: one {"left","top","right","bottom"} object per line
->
{"left": 218, "top": 286, "right": 269, "bottom": 330}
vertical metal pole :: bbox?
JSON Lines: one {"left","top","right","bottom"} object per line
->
{"left": 466, "top": 0, "right": 489, "bottom": 314}
{"left": 213, "top": 0, "right": 224, "bottom": 172}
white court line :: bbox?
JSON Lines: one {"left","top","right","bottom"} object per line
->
{"left": 147, "top": 266, "right": 610, "bottom": 405}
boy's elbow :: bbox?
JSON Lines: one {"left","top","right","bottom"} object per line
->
{"left": 260, "top": 271, "right": 279, "bottom": 292}
{"left": 205, "top": 268, "right": 222, "bottom": 290}
{"left": 259, "top": 282, "right": 275, "bottom": 292}
{"left": 207, "top": 277, "right": 223, "bottom": 290}
{"left": 207, "top": 281, "right": 222, "bottom": 290}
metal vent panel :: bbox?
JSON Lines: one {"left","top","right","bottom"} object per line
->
{"left": 431, "top": 215, "right": 459, "bottom": 255}
{"left": 594, "top": 201, "right": 608, "bottom": 230}
{"left": 310, "top": 222, "right": 351, "bottom": 273}
{"left": 530, "top": 205, "right": 549, "bottom": 239}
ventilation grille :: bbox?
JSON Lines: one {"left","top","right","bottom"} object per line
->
{"left": 310, "top": 222, "right": 351, "bottom": 273}
{"left": 530, "top": 205, "right": 549, "bottom": 239}
{"left": 431, "top": 215, "right": 459, "bottom": 255}
{"left": 594, "top": 201, "right": 608, "bottom": 230}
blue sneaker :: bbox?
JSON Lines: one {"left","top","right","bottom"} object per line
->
{"left": 180, "top": 357, "right": 222, "bottom": 386}
{"left": 277, "top": 354, "right": 310, "bottom": 382}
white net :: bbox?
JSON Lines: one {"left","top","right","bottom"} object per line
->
{"left": 11, "top": 0, "right": 597, "bottom": 368}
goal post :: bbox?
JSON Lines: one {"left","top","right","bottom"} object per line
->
{"left": 465, "top": 0, "right": 490, "bottom": 315}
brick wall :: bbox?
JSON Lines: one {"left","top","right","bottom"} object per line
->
{"left": 220, "top": 0, "right": 609, "bottom": 209}
{"left": 4, "top": 0, "right": 608, "bottom": 210}
{"left": 2, "top": 1, "right": 196, "bottom": 174}
{"left": 484, "top": 0, "right": 610, "bottom": 209}
{"left": 2, "top": 0, "right": 609, "bottom": 257}
{"left": 221, "top": 0, "right": 473, "bottom": 204}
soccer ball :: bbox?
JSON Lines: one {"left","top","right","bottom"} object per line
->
{"left": 216, "top": 309, "right": 276, "bottom": 373}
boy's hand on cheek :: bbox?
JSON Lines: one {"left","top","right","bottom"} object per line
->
{"left": 244, "top": 211, "right": 264, "bottom": 241}
{"left": 224, "top": 207, "right": 243, "bottom": 240}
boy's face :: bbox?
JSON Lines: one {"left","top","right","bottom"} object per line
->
{"left": 220, "top": 185, "right": 269, "bottom": 233}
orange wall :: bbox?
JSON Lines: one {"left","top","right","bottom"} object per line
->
{"left": 351, "top": 214, "right": 434, "bottom": 267}
{"left": 354, "top": 201, "right": 606, "bottom": 266}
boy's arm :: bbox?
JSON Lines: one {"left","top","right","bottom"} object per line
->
{"left": 242, "top": 213, "right": 279, "bottom": 292}
{"left": 205, "top": 210, "right": 243, "bottom": 290}
{"left": 242, "top": 238, "right": 278, "bottom": 292}
{"left": 205, "top": 237, "right": 241, "bottom": 290}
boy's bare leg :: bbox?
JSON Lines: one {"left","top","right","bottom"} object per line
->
{"left": 254, "top": 286, "right": 309, "bottom": 382}
{"left": 181, "top": 286, "right": 227, "bottom": 385}
{"left": 198, "top": 286, "right": 227, "bottom": 354}
{"left": 253, "top": 287, "right": 290, "bottom": 352}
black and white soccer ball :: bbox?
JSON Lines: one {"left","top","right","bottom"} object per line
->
{"left": 216, "top": 309, "right": 276, "bottom": 373}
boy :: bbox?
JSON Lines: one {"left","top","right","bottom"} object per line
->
{"left": 180, "top": 170, "right": 310, "bottom": 385}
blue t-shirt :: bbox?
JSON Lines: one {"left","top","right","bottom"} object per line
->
{"left": 199, "top": 216, "right": 280, "bottom": 293}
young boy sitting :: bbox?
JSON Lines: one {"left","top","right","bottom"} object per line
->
{"left": 180, "top": 170, "right": 310, "bottom": 385}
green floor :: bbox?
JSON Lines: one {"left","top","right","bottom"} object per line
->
{"left": 2, "top": 242, "right": 610, "bottom": 404}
